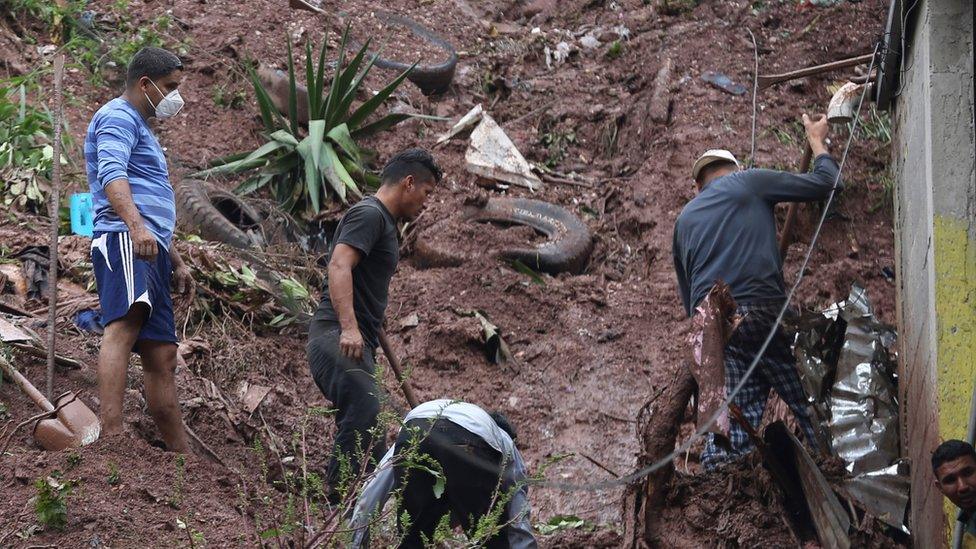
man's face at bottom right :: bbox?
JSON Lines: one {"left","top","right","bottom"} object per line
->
{"left": 936, "top": 455, "right": 976, "bottom": 510}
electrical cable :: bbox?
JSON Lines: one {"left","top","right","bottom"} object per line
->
{"left": 535, "top": 42, "right": 882, "bottom": 493}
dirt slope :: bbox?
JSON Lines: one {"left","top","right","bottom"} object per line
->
{"left": 1, "top": 0, "right": 894, "bottom": 546}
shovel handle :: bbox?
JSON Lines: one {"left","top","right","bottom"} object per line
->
{"left": 778, "top": 145, "right": 813, "bottom": 258}
{"left": 377, "top": 329, "right": 420, "bottom": 409}
{"left": 757, "top": 53, "right": 875, "bottom": 90}
{"left": 0, "top": 354, "right": 55, "bottom": 412}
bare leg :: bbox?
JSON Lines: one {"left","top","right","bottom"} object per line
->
{"left": 97, "top": 304, "right": 148, "bottom": 436}
{"left": 138, "top": 339, "right": 189, "bottom": 453}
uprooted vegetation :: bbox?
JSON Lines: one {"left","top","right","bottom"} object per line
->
{"left": 0, "top": 0, "right": 901, "bottom": 546}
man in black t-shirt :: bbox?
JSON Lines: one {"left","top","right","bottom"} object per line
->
{"left": 307, "top": 148, "right": 442, "bottom": 498}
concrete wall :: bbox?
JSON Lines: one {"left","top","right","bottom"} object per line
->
{"left": 892, "top": 0, "right": 975, "bottom": 547}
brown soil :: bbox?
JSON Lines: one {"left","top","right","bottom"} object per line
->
{"left": 1, "top": 0, "right": 899, "bottom": 546}
{"left": 351, "top": 11, "right": 455, "bottom": 66}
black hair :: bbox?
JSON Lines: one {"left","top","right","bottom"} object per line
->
{"left": 489, "top": 411, "right": 517, "bottom": 441}
{"left": 381, "top": 148, "right": 442, "bottom": 186}
{"left": 932, "top": 439, "right": 976, "bottom": 473}
{"left": 126, "top": 47, "right": 183, "bottom": 87}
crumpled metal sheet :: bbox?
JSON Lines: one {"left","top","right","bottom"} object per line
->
{"left": 845, "top": 461, "right": 911, "bottom": 533}
{"left": 827, "top": 285, "right": 900, "bottom": 474}
{"left": 789, "top": 284, "right": 909, "bottom": 533}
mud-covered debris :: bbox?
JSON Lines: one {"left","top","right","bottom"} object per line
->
{"left": 457, "top": 309, "right": 512, "bottom": 365}
{"left": 701, "top": 70, "right": 748, "bottom": 95}
{"left": 237, "top": 381, "right": 272, "bottom": 414}
{"left": 579, "top": 34, "right": 600, "bottom": 50}
{"left": 0, "top": 316, "right": 31, "bottom": 342}
{"left": 399, "top": 313, "right": 420, "bottom": 330}
{"left": 544, "top": 42, "right": 573, "bottom": 68}
{"left": 13, "top": 246, "right": 49, "bottom": 300}
{"left": 465, "top": 114, "right": 543, "bottom": 190}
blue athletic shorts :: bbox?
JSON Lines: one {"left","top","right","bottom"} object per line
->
{"left": 90, "top": 231, "right": 178, "bottom": 345}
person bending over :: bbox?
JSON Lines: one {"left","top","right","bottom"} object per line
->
{"left": 349, "top": 399, "right": 537, "bottom": 548}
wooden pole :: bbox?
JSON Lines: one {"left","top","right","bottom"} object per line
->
{"left": 758, "top": 53, "right": 875, "bottom": 90}
{"left": 377, "top": 329, "right": 419, "bottom": 409}
{"left": 46, "top": 52, "right": 65, "bottom": 400}
{"left": 778, "top": 144, "right": 813, "bottom": 259}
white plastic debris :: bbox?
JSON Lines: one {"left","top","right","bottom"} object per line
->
{"left": 465, "top": 115, "right": 543, "bottom": 191}
{"left": 553, "top": 42, "right": 571, "bottom": 64}
{"left": 435, "top": 104, "right": 484, "bottom": 145}
{"left": 579, "top": 34, "right": 600, "bottom": 50}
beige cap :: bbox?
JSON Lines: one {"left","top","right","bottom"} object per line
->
{"left": 692, "top": 149, "right": 740, "bottom": 182}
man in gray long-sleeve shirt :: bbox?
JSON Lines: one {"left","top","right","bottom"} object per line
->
{"left": 672, "top": 113, "right": 837, "bottom": 468}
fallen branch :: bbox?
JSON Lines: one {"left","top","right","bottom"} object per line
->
{"left": 580, "top": 452, "right": 620, "bottom": 478}
{"left": 11, "top": 342, "right": 84, "bottom": 370}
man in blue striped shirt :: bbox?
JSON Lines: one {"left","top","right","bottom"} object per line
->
{"left": 85, "top": 47, "right": 193, "bottom": 452}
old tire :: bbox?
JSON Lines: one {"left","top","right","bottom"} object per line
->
{"left": 370, "top": 12, "right": 458, "bottom": 96}
{"left": 177, "top": 179, "right": 264, "bottom": 248}
{"left": 413, "top": 198, "right": 593, "bottom": 275}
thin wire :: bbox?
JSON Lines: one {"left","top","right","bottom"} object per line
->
{"left": 892, "top": 0, "right": 920, "bottom": 98}
{"left": 746, "top": 28, "right": 759, "bottom": 168}
{"left": 537, "top": 42, "right": 881, "bottom": 493}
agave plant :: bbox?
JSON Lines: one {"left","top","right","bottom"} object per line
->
{"left": 192, "top": 28, "right": 432, "bottom": 217}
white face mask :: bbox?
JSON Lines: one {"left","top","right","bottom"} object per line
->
{"left": 145, "top": 79, "right": 184, "bottom": 119}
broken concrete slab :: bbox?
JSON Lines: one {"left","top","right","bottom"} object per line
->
{"left": 464, "top": 114, "right": 543, "bottom": 190}
{"left": 435, "top": 103, "right": 483, "bottom": 146}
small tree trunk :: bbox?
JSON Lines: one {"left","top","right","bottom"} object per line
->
{"left": 622, "top": 282, "right": 738, "bottom": 547}
{"left": 621, "top": 361, "right": 696, "bottom": 548}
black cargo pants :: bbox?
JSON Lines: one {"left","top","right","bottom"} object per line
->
{"left": 307, "top": 318, "right": 386, "bottom": 496}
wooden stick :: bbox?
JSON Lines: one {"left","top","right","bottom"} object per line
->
{"left": 778, "top": 144, "right": 813, "bottom": 258}
{"left": 758, "top": 53, "right": 874, "bottom": 90}
{"left": 376, "top": 329, "right": 419, "bottom": 409}
{"left": 580, "top": 452, "right": 620, "bottom": 478}
{"left": 46, "top": 52, "right": 66, "bottom": 400}
{"left": 11, "top": 342, "right": 84, "bottom": 370}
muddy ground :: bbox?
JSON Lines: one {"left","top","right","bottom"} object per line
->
{"left": 1, "top": 0, "right": 896, "bottom": 546}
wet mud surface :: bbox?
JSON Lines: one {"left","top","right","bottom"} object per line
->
{"left": 1, "top": 0, "right": 896, "bottom": 545}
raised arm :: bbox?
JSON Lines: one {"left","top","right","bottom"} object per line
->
{"left": 747, "top": 114, "right": 843, "bottom": 204}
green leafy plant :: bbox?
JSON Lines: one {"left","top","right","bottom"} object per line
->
{"left": 191, "top": 28, "right": 434, "bottom": 218}
{"left": 107, "top": 462, "right": 121, "bottom": 485}
{"left": 169, "top": 454, "right": 186, "bottom": 508}
{"left": 66, "top": 452, "right": 82, "bottom": 469}
{"left": 535, "top": 514, "right": 591, "bottom": 535}
{"left": 605, "top": 40, "right": 624, "bottom": 59}
{"left": 34, "top": 474, "right": 73, "bottom": 530}
{"left": 0, "top": 79, "right": 66, "bottom": 212}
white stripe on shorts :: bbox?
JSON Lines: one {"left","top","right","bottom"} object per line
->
{"left": 120, "top": 233, "right": 134, "bottom": 305}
